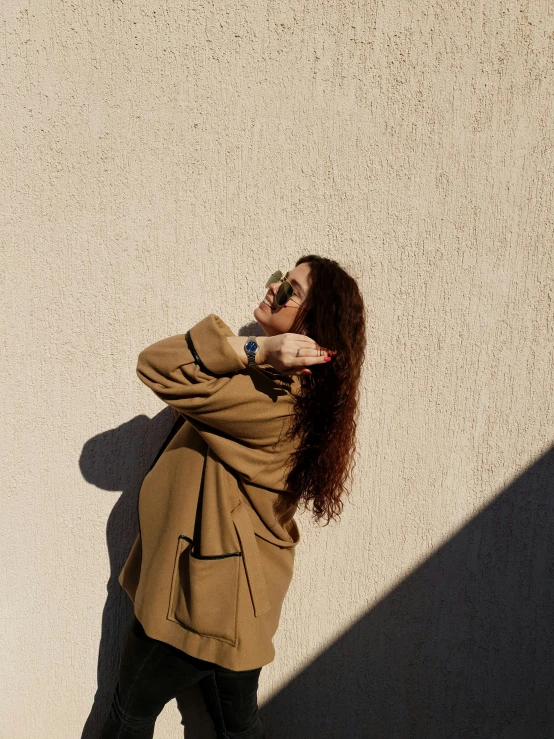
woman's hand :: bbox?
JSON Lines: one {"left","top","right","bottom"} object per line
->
{"left": 259, "top": 334, "right": 335, "bottom": 376}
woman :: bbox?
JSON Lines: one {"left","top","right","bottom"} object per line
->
{"left": 100, "top": 255, "right": 366, "bottom": 739}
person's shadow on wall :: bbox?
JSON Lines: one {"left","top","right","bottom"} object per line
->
{"left": 79, "top": 410, "right": 218, "bottom": 739}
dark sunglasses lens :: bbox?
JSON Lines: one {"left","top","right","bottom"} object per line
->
{"left": 276, "top": 282, "right": 293, "bottom": 306}
{"left": 265, "top": 270, "right": 282, "bottom": 288}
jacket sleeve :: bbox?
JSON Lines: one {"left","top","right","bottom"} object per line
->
{"left": 136, "top": 313, "right": 298, "bottom": 486}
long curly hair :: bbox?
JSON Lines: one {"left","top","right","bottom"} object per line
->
{"left": 274, "top": 255, "right": 367, "bottom": 527}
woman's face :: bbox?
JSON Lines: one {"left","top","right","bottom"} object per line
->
{"left": 253, "top": 263, "right": 312, "bottom": 336}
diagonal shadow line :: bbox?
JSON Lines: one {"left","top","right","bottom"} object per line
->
{"left": 260, "top": 446, "right": 554, "bottom": 739}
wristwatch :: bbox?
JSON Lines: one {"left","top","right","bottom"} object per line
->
{"left": 244, "top": 336, "right": 260, "bottom": 366}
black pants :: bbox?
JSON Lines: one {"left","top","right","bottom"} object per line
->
{"left": 100, "top": 615, "right": 266, "bottom": 739}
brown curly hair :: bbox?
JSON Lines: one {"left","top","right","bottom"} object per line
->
{"left": 274, "top": 255, "right": 367, "bottom": 527}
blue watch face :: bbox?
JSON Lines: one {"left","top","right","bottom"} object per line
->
{"left": 244, "top": 340, "right": 258, "bottom": 353}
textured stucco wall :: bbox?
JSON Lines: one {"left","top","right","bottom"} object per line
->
{"left": 2, "top": 1, "right": 553, "bottom": 737}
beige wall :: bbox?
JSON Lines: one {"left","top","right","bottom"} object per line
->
{"left": 2, "top": 0, "right": 553, "bottom": 736}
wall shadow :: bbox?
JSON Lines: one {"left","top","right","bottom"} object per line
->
{"left": 260, "top": 446, "right": 554, "bottom": 739}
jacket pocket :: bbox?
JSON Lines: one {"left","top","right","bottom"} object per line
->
{"left": 166, "top": 535, "right": 241, "bottom": 646}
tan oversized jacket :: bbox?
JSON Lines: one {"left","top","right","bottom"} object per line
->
{"left": 118, "top": 313, "right": 302, "bottom": 670}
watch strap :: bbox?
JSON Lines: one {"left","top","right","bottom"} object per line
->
{"left": 244, "top": 335, "right": 259, "bottom": 365}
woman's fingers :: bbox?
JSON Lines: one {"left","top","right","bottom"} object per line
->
{"left": 286, "top": 333, "right": 336, "bottom": 357}
{"left": 284, "top": 352, "right": 333, "bottom": 376}
{"left": 278, "top": 334, "right": 336, "bottom": 375}
{"left": 296, "top": 346, "right": 334, "bottom": 359}
{"left": 304, "top": 339, "right": 332, "bottom": 353}
{"left": 303, "top": 353, "right": 332, "bottom": 364}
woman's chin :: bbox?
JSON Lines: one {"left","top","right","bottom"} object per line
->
{"left": 254, "top": 304, "right": 267, "bottom": 320}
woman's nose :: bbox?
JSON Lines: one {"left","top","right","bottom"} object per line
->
{"left": 266, "top": 282, "right": 282, "bottom": 306}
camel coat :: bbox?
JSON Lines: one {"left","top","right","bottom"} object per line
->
{"left": 118, "top": 313, "right": 302, "bottom": 670}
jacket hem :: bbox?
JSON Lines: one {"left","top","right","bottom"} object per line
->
{"left": 132, "top": 604, "right": 276, "bottom": 671}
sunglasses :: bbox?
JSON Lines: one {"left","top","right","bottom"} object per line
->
{"left": 265, "top": 270, "right": 308, "bottom": 310}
